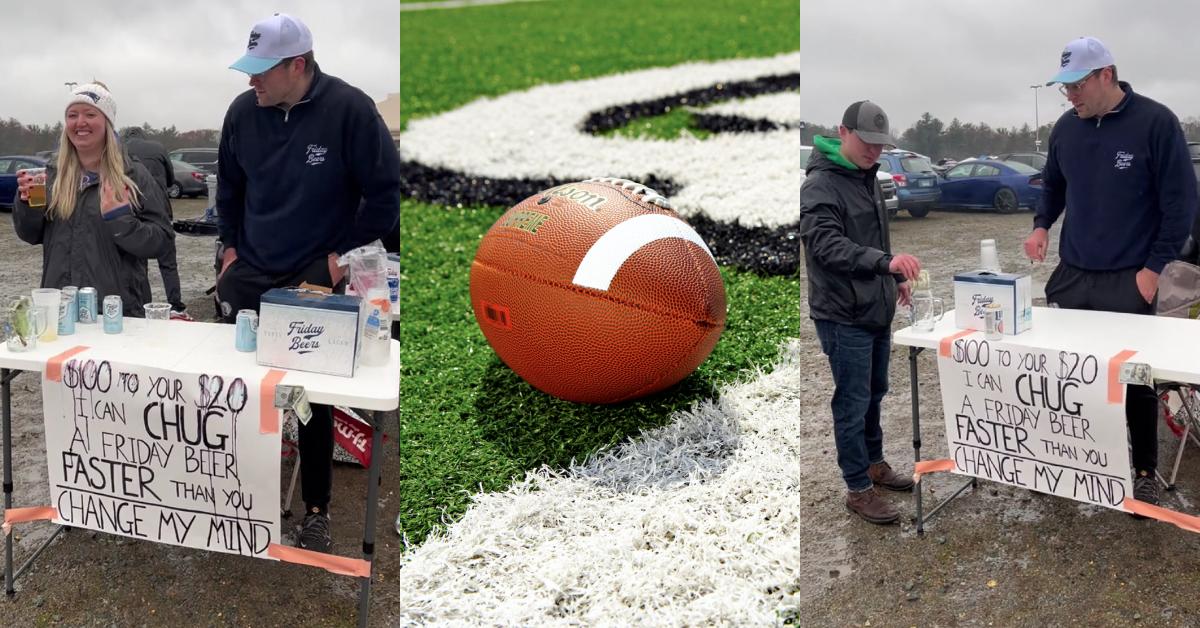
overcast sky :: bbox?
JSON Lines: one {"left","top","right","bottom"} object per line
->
{"left": 4, "top": 0, "right": 398, "bottom": 131}
{"left": 802, "top": 0, "right": 1200, "bottom": 134}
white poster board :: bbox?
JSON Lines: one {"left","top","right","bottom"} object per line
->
{"left": 937, "top": 336, "right": 1132, "bottom": 510}
{"left": 41, "top": 357, "right": 281, "bottom": 557}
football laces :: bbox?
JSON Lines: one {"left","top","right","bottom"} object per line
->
{"left": 586, "top": 177, "right": 672, "bottom": 209}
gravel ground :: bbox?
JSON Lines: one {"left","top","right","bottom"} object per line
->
{"left": 796, "top": 208, "right": 1200, "bottom": 627}
{"left": 0, "top": 199, "right": 399, "bottom": 627}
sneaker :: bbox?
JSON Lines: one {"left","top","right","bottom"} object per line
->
{"left": 868, "top": 460, "right": 914, "bottom": 492}
{"left": 845, "top": 487, "right": 900, "bottom": 525}
{"left": 298, "top": 509, "right": 333, "bottom": 553}
{"left": 170, "top": 309, "right": 195, "bottom": 322}
{"left": 1131, "top": 471, "right": 1159, "bottom": 519}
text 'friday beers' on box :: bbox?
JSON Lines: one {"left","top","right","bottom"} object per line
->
{"left": 953, "top": 270, "right": 1033, "bottom": 336}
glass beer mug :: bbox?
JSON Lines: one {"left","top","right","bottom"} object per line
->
{"left": 4, "top": 296, "right": 47, "bottom": 352}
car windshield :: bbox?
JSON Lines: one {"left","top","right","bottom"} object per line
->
{"left": 900, "top": 157, "right": 934, "bottom": 173}
{"left": 1002, "top": 161, "right": 1039, "bottom": 174}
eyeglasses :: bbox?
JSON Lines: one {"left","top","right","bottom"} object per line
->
{"left": 1058, "top": 70, "right": 1099, "bottom": 96}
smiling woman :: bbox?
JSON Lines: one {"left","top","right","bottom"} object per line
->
{"left": 11, "top": 81, "right": 173, "bottom": 318}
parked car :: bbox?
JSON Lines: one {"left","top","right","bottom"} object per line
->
{"left": 1188, "top": 142, "right": 1200, "bottom": 182}
{"left": 168, "top": 147, "right": 218, "bottom": 175}
{"left": 800, "top": 144, "right": 898, "bottom": 216}
{"left": 995, "top": 151, "right": 1047, "bottom": 171}
{"left": 936, "top": 159, "right": 1042, "bottom": 213}
{"left": 0, "top": 155, "right": 48, "bottom": 209}
{"left": 876, "top": 150, "right": 940, "bottom": 218}
{"left": 169, "top": 160, "right": 209, "bottom": 198}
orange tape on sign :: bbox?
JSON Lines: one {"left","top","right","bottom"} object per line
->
{"left": 3, "top": 506, "right": 59, "bottom": 536}
{"left": 260, "top": 370, "right": 287, "bottom": 434}
{"left": 938, "top": 330, "right": 976, "bottom": 358}
{"left": 1107, "top": 349, "right": 1138, "bottom": 405}
{"left": 267, "top": 543, "right": 372, "bottom": 578}
{"left": 45, "top": 346, "right": 90, "bottom": 382}
{"left": 1123, "top": 498, "right": 1200, "bottom": 534}
{"left": 913, "top": 458, "right": 955, "bottom": 484}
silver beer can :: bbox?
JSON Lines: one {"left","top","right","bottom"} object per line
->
{"left": 102, "top": 295, "right": 123, "bottom": 334}
{"left": 235, "top": 309, "right": 258, "bottom": 352}
{"left": 984, "top": 302, "right": 1004, "bottom": 340}
{"left": 78, "top": 287, "right": 98, "bottom": 324}
{"left": 58, "top": 292, "right": 76, "bottom": 336}
{"left": 62, "top": 286, "right": 79, "bottom": 323}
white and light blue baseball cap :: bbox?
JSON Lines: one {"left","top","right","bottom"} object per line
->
{"left": 229, "top": 13, "right": 313, "bottom": 75}
{"left": 1046, "top": 36, "right": 1114, "bottom": 86}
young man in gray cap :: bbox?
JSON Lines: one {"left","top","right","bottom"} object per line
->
{"left": 1024, "top": 36, "right": 1198, "bottom": 511}
{"left": 800, "top": 100, "right": 923, "bottom": 525}
{"left": 216, "top": 13, "right": 401, "bottom": 551}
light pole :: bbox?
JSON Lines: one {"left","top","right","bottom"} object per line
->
{"left": 1029, "top": 84, "right": 1043, "bottom": 152}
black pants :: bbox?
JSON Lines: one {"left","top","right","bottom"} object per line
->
{"left": 216, "top": 256, "right": 339, "bottom": 509}
{"left": 1045, "top": 263, "right": 1159, "bottom": 473}
{"left": 156, "top": 198, "right": 184, "bottom": 310}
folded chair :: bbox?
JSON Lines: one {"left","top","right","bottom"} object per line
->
{"left": 1155, "top": 259, "right": 1200, "bottom": 489}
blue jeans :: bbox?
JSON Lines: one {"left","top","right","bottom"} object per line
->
{"left": 814, "top": 320, "right": 890, "bottom": 491}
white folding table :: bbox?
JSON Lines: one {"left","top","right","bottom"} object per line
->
{"left": 0, "top": 318, "right": 398, "bottom": 627}
{"left": 893, "top": 306, "right": 1200, "bottom": 534}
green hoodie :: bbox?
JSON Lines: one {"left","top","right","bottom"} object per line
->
{"left": 812, "top": 135, "right": 859, "bottom": 170}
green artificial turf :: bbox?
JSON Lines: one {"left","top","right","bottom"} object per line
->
{"left": 400, "top": 0, "right": 800, "bottom": 129}
{"left": 601, "top": 108, "right": 713, "bottom": 141}
{"left": 398, "top": 0, "right": 800, "bottom": 546}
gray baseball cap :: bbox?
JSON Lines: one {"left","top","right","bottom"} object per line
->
{"left": 842, "top": 100, "right": 897, "bottom": 148}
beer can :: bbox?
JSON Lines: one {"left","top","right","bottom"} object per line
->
{"left": 235, "top": 309, "right": 258, "bottom": 352}
{"left": 102, "top": 295, "right": 123, "bottom": 334}
{"left": 78, "top": 287, "right": 98, "bottom": 324}
{"left": 57, "top": 293, "right": 76, "bottom": 336}
{"left": 62, "top": 286, "right": 79, "bottom": 323}
{"left": 984, "top": 302, "right": 1004, "bottom": 340}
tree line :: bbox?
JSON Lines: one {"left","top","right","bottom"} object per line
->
{"left": 802, "top": 112, "right": 1200, "bottom": 162}
{"left": 0, "top": 118, "right": 218, "bottom": 156}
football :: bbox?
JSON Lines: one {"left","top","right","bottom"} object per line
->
{"left": 469, "top": 178, "right": 727, "bottom": 404}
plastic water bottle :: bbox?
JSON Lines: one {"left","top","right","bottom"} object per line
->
{"left": 358, "top": 288, "right": 391, "bottom": 367}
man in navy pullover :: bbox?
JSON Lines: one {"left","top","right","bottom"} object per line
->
{"left": 1024, "top": 36, "right": 1198, "bottom": 511}
{"left": 217, "top": 13, "right": 400, "bottom": 552}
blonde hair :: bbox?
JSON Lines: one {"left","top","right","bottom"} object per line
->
{"left": 48, "top": 105, "right": 142, "bottom": 221}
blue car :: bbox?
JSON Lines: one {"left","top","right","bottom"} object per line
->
{"left": 0, "top": 155, "right": 48, "bottom": 210}
{"left": 937, "top": 159, "right": 1042, "bottom": 213}
{"left": 876, "top": 150, "right": 940, "bottom": 218}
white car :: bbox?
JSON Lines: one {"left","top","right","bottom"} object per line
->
{"left": 801, "top": 144, "right": 899, "bottom": 216}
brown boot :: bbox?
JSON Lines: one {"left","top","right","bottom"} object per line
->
{"left": 845, "top": 487, "right": 899, "bottom": 524}
{"left": 869, "top": 461, "right": 914, "bottom": 492}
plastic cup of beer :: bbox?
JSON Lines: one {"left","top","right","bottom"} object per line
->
{"left": 22, "top": 168, "right": 47, "bottom": 208}
{"left": 31, "top": 288, "right": 61, "bottom": 342}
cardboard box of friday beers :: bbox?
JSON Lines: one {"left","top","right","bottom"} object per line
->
{"left": 257, "top": 288, "right": 361, "bottom": 377}
{"left": 953, "top": 270, "right": 1033, "bottom": 335}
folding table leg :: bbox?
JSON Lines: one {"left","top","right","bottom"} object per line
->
{"left": 2, "top": 368, "right": 16, "bottom": 596}
{"left": 356, "top": 410, "right": 384, "bottom": 628}
{"left": 909, "top": 347, "right": 924, "bottom": 536}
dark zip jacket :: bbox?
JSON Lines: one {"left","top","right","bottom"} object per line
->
{"left": 216, "top": 65, "right": 401, "bottom": 275}
{"left": 1037, "top": 81, "right": 1198, "bottom": 274}
{"left": 800, "top": 136, "right": 900, "bottom": 329}
{"left": 12, "top": 157, "right": 173, "bottom": 316}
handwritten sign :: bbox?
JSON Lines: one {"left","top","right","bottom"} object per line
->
{"left": 937, "top": 337, "right": 1131, "bottom": 510}
{"left": 41, "top": 358, "right": 281, "bottom": 556}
